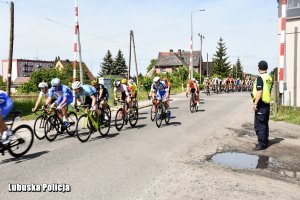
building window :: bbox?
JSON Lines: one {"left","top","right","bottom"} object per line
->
{"left": 287, "top": 0, "right": 300, "bottom": 18}
{"left": 288, "top": 0, "right": 300, "bottom": 9}
{"left": 161, "top": 68, "right": 166, "bottom": 73}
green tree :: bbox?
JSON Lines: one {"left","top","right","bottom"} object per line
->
{"left": 147, "top": 59, "right": 157, "bottom": 73}
{"left": 270, "top": 67, "right": 278, "bottom": 80}
{"left": 0, "top": 75, "right": 6, "bottom": 90}
{"left": 232, "top": 57, "right": 243, "bottom": 79}
{"left": 212, "top": 37, "right": 231, "bottom": 78}
{"left": 112, "top": 49, "right": 127, "bottom": 76}
{"left": 99, "top": 50, "right": 114, "bottom": 76}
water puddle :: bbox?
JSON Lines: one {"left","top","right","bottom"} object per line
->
{"left": 210, "top": 152, "right": 273, "bottom": 169}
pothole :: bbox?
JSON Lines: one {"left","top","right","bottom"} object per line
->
{"left": 210, "top": 152, "right": 273, "bottom": 169}
{"left": 208, "top": 152, "right": 300, "bottom": 180}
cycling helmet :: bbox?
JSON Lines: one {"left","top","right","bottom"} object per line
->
{"left": 153, "top": 76, "right": 160, "bottom": 83}
{"left": 91, "top": 79, "right": 98, "bottom": 86}
{"left": 38, "top": 82, "right": 48, "bottom": 88}
{"left": 128, "top": 79, "right": 134, "bottom": 84}
{"left": 114, "top": 80, "right": 121, "bottom": 87}
{"left": 72, "top": 81, "right": 82, "bottom": 89}
{"left": 191, "top": 78, "right": 196, "bottom": 82}
{"left": 51, "top": 78, "right": 60, "bottom": 87}
{"left": 121, "top": 79, "right": 128, "bottom": 84}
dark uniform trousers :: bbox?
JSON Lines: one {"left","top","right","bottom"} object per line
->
{"left": 254, "top": 103, "right": 270, "bottom": 148}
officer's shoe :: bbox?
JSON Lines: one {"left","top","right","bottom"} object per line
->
{"left": 253, "top": 145, "right": 267, "bottom": 151}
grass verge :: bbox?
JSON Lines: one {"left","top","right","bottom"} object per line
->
{"left": 271, "top": 105, "right": 300, "bottom": 125}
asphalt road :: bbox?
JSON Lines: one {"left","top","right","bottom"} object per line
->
{"left": 0, "top": 92, "right": 252, "bottom": 200}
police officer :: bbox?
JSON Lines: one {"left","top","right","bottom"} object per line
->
{"left": 252, "top": 61, "right": 273, "bottom": 150}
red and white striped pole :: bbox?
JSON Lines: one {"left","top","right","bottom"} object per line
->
{"left": 73, "top": 0, "right": 79, "bottom": 82}
{"left": 279, "top": 0, "right": 286, "bottom": 95}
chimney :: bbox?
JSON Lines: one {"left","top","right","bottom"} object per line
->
{"left": 178, "top": 49, "right": 181, "bottom": 57}
{"left": 169, "top": 49, "right": 173, "bottom": 53}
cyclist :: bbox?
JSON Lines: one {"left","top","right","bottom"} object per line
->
{"left": 204, "top": 77, "right": 211, "bottom": 95}
{"left": 32, "top": 82, "right": 56, "bottom": 113}
{"left": 44, "top": 78, "right": 73, "bottom": 126}
{"left": 151, "top": 76, "right": 170, "bottom": 116}
{"left": 236, "top": 78, "right": 241, "bottom": 91}
{"left": 91, "top": 79, "right": 109, "bottom": 113}
{"left": 162, "top": 77, "right": 171, "bottom": 98}
{"left": 0, "top": 90, "right": 14, "bottom": 144}
{"left": 128, "top": 79, "right": 138, "bottom": 100}
{"left": 72, "top": 81, "right": 99, "bottom": 115}
{"left": 114, "top": 79, "right": 131, "bottom": 110}
{"left": 186, "top": 78, "right": 199, "bottom": 106}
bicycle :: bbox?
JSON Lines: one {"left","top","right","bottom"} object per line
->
{"left": 75, "top": 105, "right": 111, "bottom": 142}
{"left": 44, "top": 107, "right": 78, "bottom": 142}
{"left": 0, "top": 111, "right": 34, "bottom": 157}
{"left": 155, "top": 98, "right": 170, "bottom": 128}
{"left": 114, "top": 99, "right": 138, "bottom": 131}
{"left": 187, "top": 93, "right": 198, "bottom": 113}
{"left": 205, "top": 85, "right": 210, "bottom": 96}
{"left": 33, "top": 107, "right": 54, "bottom": 140}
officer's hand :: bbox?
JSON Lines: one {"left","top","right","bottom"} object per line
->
{"left": 253, "top": 104, "right": 258, "bottom": 112}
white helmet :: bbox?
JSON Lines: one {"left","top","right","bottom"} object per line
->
{"left": 191, "top": 78, "right": 196, "bottom": 82}
{"left": 38, "top": 82, "right": 48, "bottom": 88}
{"left": 72, "top": 81, "right": 82, "bottom": 89}
{"left": 51, "top": 78, "right": 60, "bottom": 87}
{"left": 128, "top": 79, "right": 134, "bottom": 84}
{"left": 153, "top": 76, "right": 160, "bottom": 83}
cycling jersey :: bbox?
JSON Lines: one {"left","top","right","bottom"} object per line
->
{"left": 236, "top": 80, "right": 241, "bottom": 85}
{"left": 96, "top": 84, "right": 109, "bottom": 100}
{"left": 49, "top": 85, "right": 73, "bottom": 106}
{"left": 0, "top": 90, "right": 14, "bottom": 118}
{"left": 128, "top": 83, "right": 137, "bottom": 97}
{"left": 39, "top": 91, "right": 49, "bottom": 98}
{"left": 75, "top": 85, "right": 96, "bottom": 98}
{"left": 151, "top": 81, "right": 168, "bottom": 93}
{"left": 114, "top": 84, "right": 129, "bottom": 101}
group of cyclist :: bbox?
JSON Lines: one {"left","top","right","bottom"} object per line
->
{"left": 0, "top": 74, "right": 205, "bottom": 144}
{"left": 203, "top": 76, "right": 255, "bottom": 94}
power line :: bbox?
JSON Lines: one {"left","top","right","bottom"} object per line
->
{"left": 12, "top": 3, "right": 158, "bottom": 52}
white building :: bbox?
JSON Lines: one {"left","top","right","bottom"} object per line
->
{"left": 278, "top": 0, "right": 300, "bottom": 106}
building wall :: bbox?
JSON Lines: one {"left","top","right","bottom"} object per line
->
{"left": 286, "top": 19, "right": 300, "bottom": 106}
{"left": 2, "top": 59, "right": 53, "bottom": 82}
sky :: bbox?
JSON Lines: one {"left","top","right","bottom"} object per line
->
{"left": 0, "top": 0, "right": 278, "bottom": 76}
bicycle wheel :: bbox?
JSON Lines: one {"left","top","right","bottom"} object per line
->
{"left": 76, "top": 114, "right": 93, "bottom": 142}
{"left": 115, "top": 108, "right": 125, "bottom": 131}
{"left": 44, "top": 115, "right": 60, "bottom": 142}
{"left": 66, "top": 112, "right": 77, "bottom": 136}
{"left": 155, "top": 106, "right": 163, "bottom": 128}
{"left": 165, "top": 109, "right": 170, "bottom": 124}
{"left": 129, "top": 106, "right": 138, "bottom": 127}
{"left": 33, "top": 115, "right": 47, "bottom": 140}
{"left": 8, "top": 125, "right": 34, "bottom": 157}
{"left": 150, "top": 104, "right": 156, "bottom": 121}
{"left": 106, "top": 104, "right": 111, "bottom": 120}
{"left": 190, "top": 98, "right": 195, "bottom": 113}
{"left": 98, "top": 111, "right": 111, "bottom": 136}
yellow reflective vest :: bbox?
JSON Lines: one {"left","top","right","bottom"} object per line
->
{"left": 252, "top": 73, "right": 273, "bottom": 104}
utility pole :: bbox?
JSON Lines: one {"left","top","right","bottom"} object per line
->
{"left": 7, "top": 0, "right": 14, "bottom": 97}
{"left": 128, "top": 31, "right": 132, "bottom": 79}
{"left": 131, "top": 31, "right": 139, "bottom": 92}
{"left": 128, "top": 30, "right": 139, "bottom": 91}
{"left": 206, "top": 52, "right": 208, "bottom": 77}
{"left": 198, "top": 33, "right": 204, "bottom": 83}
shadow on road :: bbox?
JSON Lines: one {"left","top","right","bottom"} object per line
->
{"left": 268, "top": 138, "right": 284, "bottom": 147}
{"left": 0, "top": 150, "right": 49, "bottom": 165}
{"left": 170, "top": 107, "right": 180, "bottom": 110}
{"left": 197, "top": 109, "right": 205, "bottom": 112}
{"left": 164, "top": 121, "right": 182, "bottom": 127}
{"left": 88, "top": 133, "right": 120, "bottom": 142}
{"left": 138, "top": 112, "right": 148, "bottom": 115}
{"left": 139, "top": 117, "right": 148, "bottom": 120}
